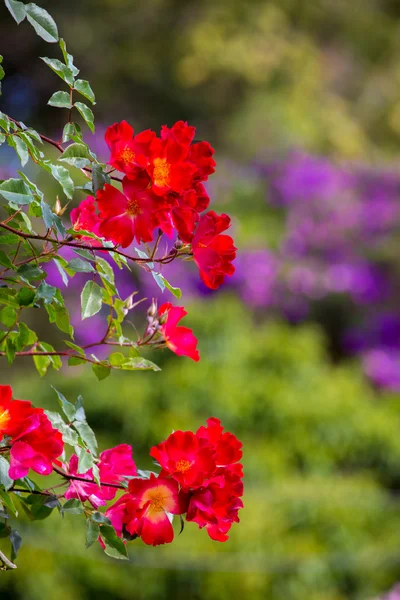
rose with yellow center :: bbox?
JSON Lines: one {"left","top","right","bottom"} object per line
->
{"left": 140, "top": 482, "right": 177, "bottom": 516}
{"left": 176, "top": 459, "right": 191, "bottom": 473}
{"left": 0, "top": 406, "right": 10, "bottom": 433}
{"left": 120, "top": 147, "right": 136, "bottom": 165}
{"left": 126, "top": 198, "right": 141, "bottom": 217}
{"left": 153, "top": 157, "right": 170, "bottom": 188}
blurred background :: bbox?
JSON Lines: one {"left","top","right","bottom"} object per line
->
{"left": 2, "top": 0, "right": 400, "bottom": 598}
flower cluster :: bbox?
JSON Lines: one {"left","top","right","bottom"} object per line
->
{"left": 145, "top": 301, "right": 200, "bottom": 362}
{"left": 105, "top": 417, "right": 244, "bottom": 546}
{"left": 70, "top": 120, "right": 236, "bottom": 290}
{"left": 64, "top": 444, "right": 137, "bottom": 508}
{"left": 0, "top": 385, "right": 64, "bottom": 479}
{"left": 0, "top": 385, "right": 243, "bottom": 551}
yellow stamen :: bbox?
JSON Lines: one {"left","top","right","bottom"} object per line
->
{"left": 149, "top": 491, "right": 165, "bottom": 512}
{"left": 126, "top": 198, "right": 141, "bottom": 217}
{"left": 153, "top": 158, "right": 170, "bottom": 188}
{"left": 0, "top": 407, "right": 10, "bottom": 431}
{"left": 176, "top": 459, "right": 191, "bottom": 473}
{"left": 120, "top": 147, "right": 136, "bottom": 165}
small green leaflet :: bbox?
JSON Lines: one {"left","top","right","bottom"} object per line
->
{"left": 25, "top": 3, "right": 58, "bottom": 43}
{"left": 74, "top": 102, "right": 95, "bottom": 133}
{"left": 81, "top": 280, "right": 102, "bottom": 320}
{"left": 74, "top": 79, "right": 95, "bottom": 104}
{"left": 48, "top": 90, "right": 72, "bottom": 108}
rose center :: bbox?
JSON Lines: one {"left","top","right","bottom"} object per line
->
{"left": 153, "top": 158, "right": 170, "bottom": 188}
{"left": 176, "top": 459, "right": 191, "bottom": 473}
{"left": 0, "top": 407, "right": 10, "bottom": 432}
{"left": 149, "top": 491, "right": 165, "bottom": 512}
{"left": 126, "top": 198, "right": 141, "bottom": 217}
{"left": 120, "top": 147, "right": 136, "bottom": 165}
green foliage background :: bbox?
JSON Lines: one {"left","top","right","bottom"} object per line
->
{"left": 1, "top": 0, "right": 400, "bottom": 598}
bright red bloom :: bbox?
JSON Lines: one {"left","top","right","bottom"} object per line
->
{"left": 196, "top": 417, "right": 243, "bottom": 466}
{"left": 0, "top": 385, "right": 39, "bottom": 442}
{"left": 158, "top": 303, "right": 200, "bottom": 362}
{"left": 0, "top": 385, "right": 64, "bottom": 480}
{"left": 161, "top": 121, "right": 196, "bottom": 146}
{"left": 188, "top": 141, "right": 216, "bottom": 182}
{"left": 64, "top": 444, "right": 137, "bottom": 508}
{"left": 9, "top": 412, "right": 64, "bottom": 479}
{"left": 150, "top": 430, "right": 215, "bottom": 489}
{"left": 147, "top": 124, "right": 197, "bottom": 196}
{"left": 106, "top": 474, "right": 188, "bottom": 546}
{"left": 170, "top": 184, "right": 210, "bottom": 243}
{"left": 96, "top": 179, "right": 170, "bottom": 247}
{"left": 105, "top": 121, "right": 155, "bottom": 179}
{"left": 192, "top": 211, "right": 236, "bottom": 289}
{"left": 70, "top": 196, "right": 103, "bottom": 244}
{"left": 186, "top": 472, "right": 244, "bottom": 542}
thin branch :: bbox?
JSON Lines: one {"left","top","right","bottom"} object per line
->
{"left": 52, "top": 465, "right": 126, "bottom": 490}
{"left": 0, "top": 550, "right": 17, "bottom": 570}
{"left": 0, "top": 222, "right": 176, "bottom": 265}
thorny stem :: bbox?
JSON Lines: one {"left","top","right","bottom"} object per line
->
{"left": 0, "top": 221, "right": 190, "bottom": 267}
{"left": 52, "top": 465, "right": 126, "bottom": 490}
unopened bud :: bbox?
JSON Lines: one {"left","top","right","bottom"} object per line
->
{"left": 54, "top": 198, "right": 63, "bottom": 216}
{"left": 174, "top": 239, "right": 184, "bottom": 250}
{"left": 147, "top": 299, "right": 157, "bottom": 318}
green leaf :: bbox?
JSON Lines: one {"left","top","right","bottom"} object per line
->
{"left": 40, "top": 199, "right": 66, "bottom": 236}
{"left": 108, "top": 352, "right": 126, "bottom": 367}
{"left": 74, "top": 102, "right": 95, "bottom": 133}
{"left": 100, "top": 525, "right": 128, "bottom": 560}
{"left": 77, "top": 447, "right": 94, "bottom": 474}
{"left": 64, "top": 341, "right": 85, "bottom": 356}
{"left": 45, "top": 411, "right": 79, "bottom": 446}
{"left": 59, "top": 39, "right": 79, "bottom": 77}
{"left": 74, "top": 421, "right": 97, "bottom": 455}
{"left": 62, "top": 499, "right": 84, "bottom": 515}
{"left": 20, "top": 494, "right": 54, "bottom": 521}
{"left": 40, "top": 57, "right": 74, "bottom": 86}
{"left": 81, "top": 280, "right": 102, "bottom": 320}
{"left": 0, "top": 307, "right": 16, "bottom": 328}
{"left": 92, "top": 363, "right": 111, "bottom": 380}
{"left": 92, "top": 163, "right": 110, "bottom": 194}
{"left": 49, "top": 164, "right": 74, "bottom": 199}
{"left": 159, "top": 275, "right": 182, "bottom": 299}
{"left": 59, "top": 142, "right": 91, "bottom": 168}
{"left": 67, "top": 258, "right": 95, "bottom": 273}
{"left": 15, "top": 322, "right": 36, "bottom": 351}
{"left": 4, "top": 0, "right": 26, "bottom": 24}
{"left": 38, "top": 342, "right": 62, "bottom": 371}
{"left": 0, "top": 457, "right": 13, "bottom": 491}
{"left": 91, "top": 512, "right": 112, "bottom": 525}
{"left": 5, "top": 338, "right": 15, "bottom": 365}
{"left": 36, "top": 281, "right": 56, "bottom": 305}
{"left": 53, "top": 258, "right": 69, "bottom": 286}
{"left": 52, "top": 387, "right": 76, "bottom": 421}
{"left": 0, "top": 288, "right": 19, "bottom": 308}
{"left": 120, "top": 357, "right": 161, "bottom": 372}
{"left": 48, "top": 90, "right": 72, "bottom": 109}
{"left": 0, "top": 251, "right": 13, "bottom": 269}
{"left": 86, "top": 519, "right": 100, "bottom": 548}
{"left": 0, "top": 489, "right": 17, "bottom": 516}
{"left": 9, "top": 529, "right": 22, "bottom": 561}
{"left": 25, "top": 3, "right": 58, "bottom": 43}
{"left": 0, "top": 112, "right": 10, "bottom": 132}
{"left": 74, "top": 79, "right": 95, "bottom": 104}
{"left": 17, "top": 288, "right": 35, "bottom": 306}
{"left": 0, "top": 134, "right": 6, "bottom": 146}
{"left": 0, "top": 178, "right": 33, "bottom": 205}
{"left": 33, "top": 353, "right": 51, "bottom": 377}
{"left": 8, "top": 136, "right": 29, "bottom": 167}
